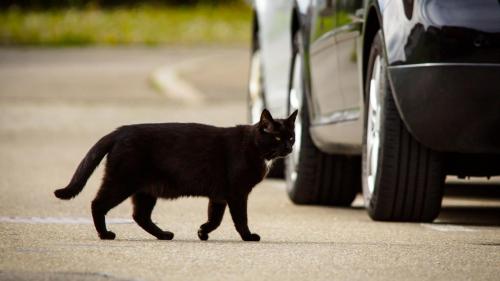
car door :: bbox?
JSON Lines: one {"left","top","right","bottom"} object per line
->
{"left": 309, "top": 0, "right": 343, "bottom": 121}
{"left": 335, "top": 0, "right": 364, "bottom": 121}
{"left": 332, "top": 0, "right": 364, "bottom": 145}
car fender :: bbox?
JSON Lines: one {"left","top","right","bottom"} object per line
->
{"left": 370, "top": 0, "right": 500, "bottom": 153}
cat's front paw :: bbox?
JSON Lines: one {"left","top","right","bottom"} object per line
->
{"left": 242, "top": 233, "right": 260, "bottom": 242}
{"left": 197, "top": 229, "right": 209, "bottom": 241}
{"left": 99, "top": 231, "right": 116, "bottom": 240}
{"left": 157, "top": 231, "right": 174, "bottom": 240}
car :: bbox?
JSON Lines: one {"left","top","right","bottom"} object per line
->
{"left": 248, "top": 0, "right": 500, "bottom": 222}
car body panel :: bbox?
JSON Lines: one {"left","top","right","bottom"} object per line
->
{"left": 381, "top": 0, "right": 500, "bottom": 66}
{"left": 309, "top": 0, "right": 344, "bottom": 117}
{"left": 379, "top": 0, "right": 500, "bottom": 153}
{"left": 390, "top": 63, "right": 500, "bottom": 153}
{"left": 300, "top": 0, "right": 365, "bottom": 154}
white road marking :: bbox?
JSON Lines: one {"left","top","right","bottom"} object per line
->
{"left": 150, "top": 62, "right": 205, "bottom": 105}
{"left": 421, "top": 224, "right": 477, "bottom": 232}
{"left": 150, "top": 53, "right": 240, "bottom": 105}
{"left": 0, "top": 216, "right": 133, "bottom": 224}
{"left": 150, "top": 54, "right": 229, "bottom": 105}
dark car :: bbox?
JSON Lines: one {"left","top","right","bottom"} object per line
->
{"left": 248, "top": 0, "right": 500, "bottom": 222}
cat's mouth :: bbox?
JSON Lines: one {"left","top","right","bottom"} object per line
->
{"left": 278, "top": 151, "right": 292, "bottom": 158}
{"left": 266, "top": 149, "right": 292, "bottom": 160}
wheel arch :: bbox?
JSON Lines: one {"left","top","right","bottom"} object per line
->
{"left": 251, "top": 9, "right": 260, "bottom": 52}
{"left": 290, "top": 5, "right": 300, "bottom": 47}
{"left": 289, "top": 1, "right": 316, "bottom": 127}
{"left": 362, "top": 5, "right": 382, "bottom": 101}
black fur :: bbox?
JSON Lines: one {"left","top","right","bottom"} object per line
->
{"left": 55, "top": 109, "right": 297, "bottom": 241}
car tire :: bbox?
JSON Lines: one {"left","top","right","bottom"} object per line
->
{"left": 248, "top": 29, "right": 284, "bottom": 178}
{"left": 362, "top": 32, "right": 445, "bottom": 222}
{"left": 285, "top": 32, "right": 360, "bottom": 206}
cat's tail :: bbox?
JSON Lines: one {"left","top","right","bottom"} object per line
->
{"left": 54, "top": 130, "right": 118, "bottom": 200}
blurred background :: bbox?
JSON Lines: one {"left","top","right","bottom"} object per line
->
{"left": 0, "top": 0, "right": 252, "bottom": 128}
{"left": 1, "top": 0, "right": 250, "bottom": 46}
{"left": 0, "top": 0, "right": 253, "bottom": 101}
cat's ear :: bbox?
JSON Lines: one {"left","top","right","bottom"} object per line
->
{"left": 259, "top": 109, "right": 275, "bottom": 133}
{"left": 285, "top": 110, "right": 298, "bottom": 127}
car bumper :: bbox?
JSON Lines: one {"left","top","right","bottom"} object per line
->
{"left": 388, "top": 63, "right": 500, "bottom": 154}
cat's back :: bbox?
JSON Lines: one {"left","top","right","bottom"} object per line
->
{"left": 114, "top": 122, "right": 247, "bottom": 151}
{"left": 118, "top": 122, "right": 226, "bottom": 140}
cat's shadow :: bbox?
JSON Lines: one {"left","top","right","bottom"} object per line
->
{"left": 119, "top": 238, "right": 337, "bottom": 246}
{"left": 435, "top": 205, "right": 500, "bottom": 227}
{"left": 437, "top": 183, "right": 500, "bottom": 227}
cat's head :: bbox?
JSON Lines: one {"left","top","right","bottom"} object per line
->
{"left": 255, "top": 109, "right": 298, "bottom": 160}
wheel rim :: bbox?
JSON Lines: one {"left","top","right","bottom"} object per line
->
{"left": 249, "top": 50, "right": 265, "bottom": 124}
{"left": 366, "top": 55, "right": 383, "bottom": 196}
{"left": 287, "top": 53, "right": 303, "bottom": 186}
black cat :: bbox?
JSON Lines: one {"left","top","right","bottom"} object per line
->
{"left": 54, "top": 109, "right": 297, "bottom": 241}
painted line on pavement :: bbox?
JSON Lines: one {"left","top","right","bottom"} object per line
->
{"left": 0, "top": 216, "right": 133, "bottom": 224}
{"left": 421, "top": 223, "right": 477, "bottom": 232}
{"left": 150, "top": 54, "right": 231, "bottom": 105}
{"left": 150, "top": 53, "right": 239, "bottom": 105}
{"left": 150, "top": 60, "right": 205, "bottom": 105}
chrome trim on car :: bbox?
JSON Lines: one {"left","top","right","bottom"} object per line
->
{"left": 389, "top": 63, "right": 500, "bottom": 69}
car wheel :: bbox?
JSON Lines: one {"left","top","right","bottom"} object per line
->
{"left": 248, "top": 32, "right": 284, "bottom": 178}
{"left": 362, "top": 32, "right": 445, "bottom": 222}
{"left": 285, "top": 32, "right": 360, "bottom": 206}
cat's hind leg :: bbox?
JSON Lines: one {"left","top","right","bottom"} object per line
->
{"left": 91, "top": 179, "right": 134, "bottom": 240}
{"left": 132, "top": 192, "right": 174, "bottom": 240}
{"left": 198, "top": 199, "right": 226, "bottom": 241}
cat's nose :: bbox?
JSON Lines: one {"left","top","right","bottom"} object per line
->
{"left": 285, "top": 144, "right": 293, "bottom": 153}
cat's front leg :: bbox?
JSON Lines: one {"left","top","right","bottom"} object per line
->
{"left": 198, "top": 199, "right": 226, "bottom": 241}
{"left": 227, "top": 194, "right": 260, "bottom": 242}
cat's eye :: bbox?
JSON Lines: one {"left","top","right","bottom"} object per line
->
{"left": 275, "top": 136, "right": 281, "bottom": 141}
{"left": 290, "top": 137, "right": 294, "bottom": 142}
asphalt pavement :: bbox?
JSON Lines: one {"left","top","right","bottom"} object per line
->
{"left": 0, "top": 47, "right": 499, "bottom": 281}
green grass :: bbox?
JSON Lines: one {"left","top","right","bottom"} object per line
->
{"left": 0, "top": 5, "right": 251, "bottom": 46}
